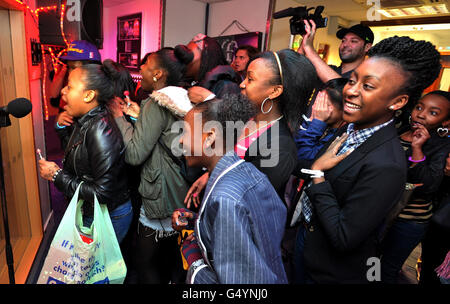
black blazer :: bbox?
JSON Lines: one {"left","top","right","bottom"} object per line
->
{"left": 303, "top": 122, "right": 407, "bottom": 283}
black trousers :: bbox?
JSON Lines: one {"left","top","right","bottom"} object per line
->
{"left": 133, "top": 222, "right": 186, "bottom": 284}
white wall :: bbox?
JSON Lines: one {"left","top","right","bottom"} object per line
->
{"left": 163, "top": 0, "right": 206, "bottom": 47}
{"left": 100, "top": 0, "right": 161, "bottom": 61}
{"left": 164, "top": 0, "right": 271, "bottom": 47}
{"left": 207, "top": 0, "right": 270, "bottom": 37}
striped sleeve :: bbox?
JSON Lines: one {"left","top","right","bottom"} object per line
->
{"left": 192, "top": 195, "right": 277, "bottom": 284}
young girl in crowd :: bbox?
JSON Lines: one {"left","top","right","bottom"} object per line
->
{"left": 172, "top": 94, "right": 288, "bottom": 284}
{"left": 184, "top": 49, "right": 318, "bottom": 207}
{"left": 381, "top": 90, "right": 450, "bottom": 283}
{"left": 111, "top": 47, "right": 193, "bottom": 284}
{"left": 294, "top": 35, "right": 442, "bottom": 284}
{"left": 295, "top": 77, "right": 347, "bottom": 161}
{"left": 38, "top": 61, "right": 133, "bottom": 244}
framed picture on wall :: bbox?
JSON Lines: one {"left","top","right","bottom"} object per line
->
{"left": 213, "top": 32, "right": 263, "bottom": 64}
{"left": 117, "top": 13, "right": 142, "bottom": 71}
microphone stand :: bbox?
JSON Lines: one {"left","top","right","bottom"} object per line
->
{"left": 0, "top": 113, "right": 15, "bottom": 284}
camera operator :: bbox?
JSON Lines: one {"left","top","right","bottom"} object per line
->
{"left": 298, "top": 21, "right": 374, "bottom": 83}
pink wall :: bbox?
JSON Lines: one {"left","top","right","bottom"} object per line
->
{"left": 100, "top": 0, "right": 161, "bottom": 64}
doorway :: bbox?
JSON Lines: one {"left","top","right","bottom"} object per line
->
{"left": 0, "top": 7, "right": 43, "bottom": 284}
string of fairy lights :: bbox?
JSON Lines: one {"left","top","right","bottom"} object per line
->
{"left": 15, "top": 0, "right": 70, "bottom": 120}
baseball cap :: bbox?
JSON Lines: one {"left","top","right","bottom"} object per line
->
{"left": 59, "top": 40, "right": 101, "bottom": 62}
{"left": 336, "top": 24, "right": 374, "bottom": 44}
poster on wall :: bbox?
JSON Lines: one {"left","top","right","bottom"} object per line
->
{"left": 117, "top": 13, "right": 142, "bottom": 71}
{"left": 213, "top": 32, "right": 263, "bottom": 64}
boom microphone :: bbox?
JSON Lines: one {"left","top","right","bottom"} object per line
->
{"left": 0, "top": 98, "right": 32, "bottom": 118}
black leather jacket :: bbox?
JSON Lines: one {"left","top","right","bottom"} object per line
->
{"left": 54, "top": 105, "right": 130, "bottom": 216}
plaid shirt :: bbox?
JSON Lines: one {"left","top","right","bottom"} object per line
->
{"left": 337, "top": 119, "right": 394, "bottom": 156}
{"left": 301, "top": 119, "right": 394, "bottom": 223}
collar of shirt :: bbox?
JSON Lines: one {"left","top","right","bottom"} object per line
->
{"left": 337, "top": 119, "right": 394, "bottom": 155}
{"left": 204, "top": 150, "right": 242, "bottom": 195}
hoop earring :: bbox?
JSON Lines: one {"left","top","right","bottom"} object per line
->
{"left": 261, "top": 97, "right": 273, "bottom": 115}
{"left": 437, "top": 127, "right": 449, "bottom": 138}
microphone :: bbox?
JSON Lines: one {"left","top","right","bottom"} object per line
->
{"left": 0, "top": 98, "right": 32, "bottom": 118}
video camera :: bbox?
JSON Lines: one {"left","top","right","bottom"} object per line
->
{"left": 273, "top": 6, "right": 328, "bottom": 36}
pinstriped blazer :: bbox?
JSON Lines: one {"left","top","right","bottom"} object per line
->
{"left": 190, "top": 151, "right": 288, "bottom": 284}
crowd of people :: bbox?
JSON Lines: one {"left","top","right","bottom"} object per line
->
{"left": 38, "top": 20, "right": 449, "bottom": 285}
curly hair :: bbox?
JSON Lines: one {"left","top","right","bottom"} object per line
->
{"left": 193, "top": 93, "right": 257, "bottom": 148}
{"left": 368, "top": 36, "right": 441, "bottom": 106}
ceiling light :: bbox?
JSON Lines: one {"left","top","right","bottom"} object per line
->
{"left": 390, "top": 9, "right": 408, "bottom": 17}
{"left": 378, "top": 9, "right": 394, "bottom": 18}
{"left": 436, "top": 4, "right": 449, "bottom": 13}
{"left": 402, "top": 7, "right": 421, "bottom": 16}
{"left": 377, "top": 4, "right": 450, "bottom": 18}
{"left": 418, "top": 5, "right": 438, "bottom": 15}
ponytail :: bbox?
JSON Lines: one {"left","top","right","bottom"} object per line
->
{"left": 80, "top": 59, "right": 136, "bottom": 104}
{"left": 154, "top": 47, "right": 189, "bottom": 87}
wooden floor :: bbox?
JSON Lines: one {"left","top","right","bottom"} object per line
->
{"left": 398, "top": 244, "right": 421, "bottom": 284}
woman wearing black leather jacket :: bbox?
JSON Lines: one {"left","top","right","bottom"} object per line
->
{"left": 38, "top": 61, "right": 132, "bottom": 244}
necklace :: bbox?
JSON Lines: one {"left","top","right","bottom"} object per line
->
{"left": 240, "top": 115, "right": 284, "bottom": 141}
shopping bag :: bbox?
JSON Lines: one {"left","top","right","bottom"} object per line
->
{"left": 37, "top": 182, "right": 127, "bottom": 284}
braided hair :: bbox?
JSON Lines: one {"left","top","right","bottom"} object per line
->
{"left": 368, "top": 36, "right": 441, "bottom": 106}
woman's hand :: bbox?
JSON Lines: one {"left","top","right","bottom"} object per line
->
{"left": 184, "top": 172, "right": 209, "bottom": 208}
{"left": 56, "top": 110, "right": 74, "bottom": 127}
{"left": 123, "top": 99, "right": 140, "bottom": 118}
{"left": 38, "top": 159, "right": 61, "bottom": 181}
{"left": 409, "top": 124, "right": 429, "bottom": 165}
{"left": 188, "top": 86, "right": 214, "bottom": 104}
{"left": 171, "top": 208, "right": 194, "bottom": 231}
{"left": 411, "top": 124, "right": 430, "bottom": 149}
{"left": 300, "top": 19, "right": 317, "bottom": 55}
{"left": 311, "top": 91, "right": 332, "bottom": 122}
{"left": 311, "top": 133, "right": 352, "bottom": 172}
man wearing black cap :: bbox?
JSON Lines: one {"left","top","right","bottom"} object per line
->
{"left": 298, "top": 20, "right": 374, "bottom": 83}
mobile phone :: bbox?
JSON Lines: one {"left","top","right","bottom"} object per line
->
{"left": 177, "top": 212, "right": 188, "bottom": 226}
